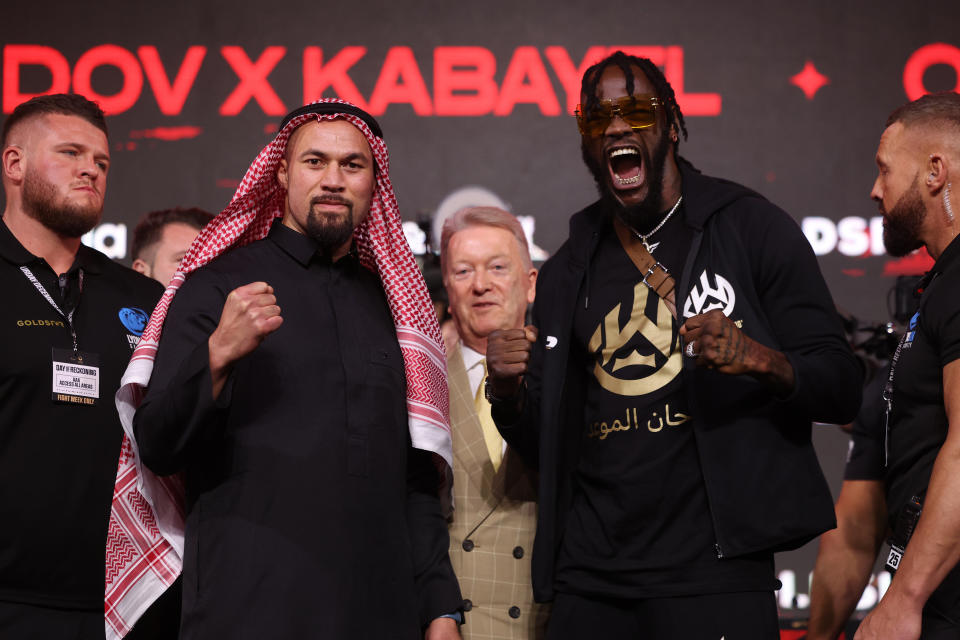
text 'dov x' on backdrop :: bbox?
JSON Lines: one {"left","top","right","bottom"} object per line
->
{"left": 2, "top": 0, "right": 960, "bottom": 619}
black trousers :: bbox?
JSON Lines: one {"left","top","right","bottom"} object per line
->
{"left": 546, "top": 590, "right": 779, "bottom": 639}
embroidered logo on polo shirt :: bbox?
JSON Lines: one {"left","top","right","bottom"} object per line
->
{"left": 683, "top": 269, "right": 736, "bottom": 319}
{"left": 119, "top": 307, "right": 148, "bottom": 335}
{"left": 119, "top": 307, "right": 149, "bottom": 349}
{"left": 903, "top": 311, "right": 920, "bottom": 349}
{"left": 16, "top": 319, "right": 66, "bottom": 328}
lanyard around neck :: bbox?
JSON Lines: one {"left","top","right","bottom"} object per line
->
{"left": 882, "top": 332, "right": 906, "bottom": 468}
{"left": 20, "top": 265, "right": 84, "bottom": 355}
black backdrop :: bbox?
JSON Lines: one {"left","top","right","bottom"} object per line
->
{"left": 4, "top": 0, "right": 960, "bottom": 619}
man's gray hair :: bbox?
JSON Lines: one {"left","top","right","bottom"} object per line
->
{"left": 440, "top": 206, "right": 533, "bottom": 275}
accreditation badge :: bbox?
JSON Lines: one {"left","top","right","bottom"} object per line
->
{"left": 51, "top": 348, "right": 100, "bottom": 405}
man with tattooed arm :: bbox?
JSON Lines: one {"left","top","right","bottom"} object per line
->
{"left": 485, "top": 51, "right": 862, "bottom": 639}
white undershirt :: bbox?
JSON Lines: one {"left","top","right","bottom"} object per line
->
{"left": 459, "top": 342, "right": 507, "bottom": 456}
{"left": 460, "top": 343, "right": 486, "bottom": 398}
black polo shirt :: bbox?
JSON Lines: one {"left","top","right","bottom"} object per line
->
{"left": 0, "top": 219, "right": 163, "bottom": 610}
{"left": 885, "top": 234, "right": 960, "bottom": 521}
{"left": 879, "top": 233, "right": 960, "bottom": 618}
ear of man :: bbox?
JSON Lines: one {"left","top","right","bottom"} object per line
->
{"left": 277, "top": 158, "right": 288, "bottom": 191}
{"left": 131, "top": 258, "right": 152, "bottom": 278}
{"left": 1, "top": 145, "right": 25, "bottom": 185}
{"left": 2, "top": 116, "right": 46, "bottom": 186}
{"left": 926, "top": 152, "right": 947, "bottom": 193}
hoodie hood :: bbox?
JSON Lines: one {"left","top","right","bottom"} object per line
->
{"left": 677, "top": 157, "right": 768, "bottom": 229}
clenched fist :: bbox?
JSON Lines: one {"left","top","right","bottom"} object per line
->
{"left": 679, "top": 310, "right": 754, "bottom": 375}
{"left": 208, "top": 281, "right": 283, "bottom": 397}
{"left": 485, "top": 325, "right": 537, "bottom": 398}
{"left": 679, "top": 309, "right": 794, "bottom": 395}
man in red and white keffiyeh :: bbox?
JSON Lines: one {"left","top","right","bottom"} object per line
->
{"left": 106, "top": 100, "right": 462, "bottom": 639}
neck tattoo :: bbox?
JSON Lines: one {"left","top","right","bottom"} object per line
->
{"left": 626, "top": 195, "right": 683, "bottom": 253}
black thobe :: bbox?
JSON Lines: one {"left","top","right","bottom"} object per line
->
{"left": 134, "top": 221, "right": 460, "bottom": 638}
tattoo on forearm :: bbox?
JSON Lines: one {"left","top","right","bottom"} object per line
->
{"left": 717, "top": 318, "right": 795, "bottom": 393}
{"left": 719, "top": 323, "right": 746, "bottom": 366}
{"left": 718, "top": 323, "right": 748, "bottom": 367}
{"left": 732, "top": 328, "right": 746, "bottom": 365}
{"left": 720, "top": 324, "right": 734, "bottom": 364}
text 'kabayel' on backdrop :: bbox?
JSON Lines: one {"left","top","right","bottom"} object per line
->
{"left": 2, "top": 0, "right": 959, "bottom": 622}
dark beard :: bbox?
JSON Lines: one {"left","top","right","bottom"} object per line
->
{"left": 22, "top": 169, "right": 101, "bottom": 238}
{"left": 305, "top": 195, "right": 355, "bottom": 255}
{"left": 882, "top": 178, "right": 926, "bottom": 257}
{"left": 582, "top": 128, "right": 671, "bottom": 234}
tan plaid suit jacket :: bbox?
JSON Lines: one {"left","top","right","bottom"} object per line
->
{"left": 447, "top": 345, "right": 549, "bottom": 639}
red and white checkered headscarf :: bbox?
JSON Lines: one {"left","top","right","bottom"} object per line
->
{"left": 105, "top": 99, "right": 451, "bottom": 639}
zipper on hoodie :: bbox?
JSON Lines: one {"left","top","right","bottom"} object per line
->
{"left": 675, "top": 226, "right": 727, "bottom": 560}
{"left": 583, "top": 231, "right": 598, "bottom": 309}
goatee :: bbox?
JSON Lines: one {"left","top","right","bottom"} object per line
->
{"left": 882, "top": 178, "right": 926, "bottom": 257}
{"left": 22, "top": 169, "right": 101, "bottom": 238}
{"left": 306, "top": 195, "right": 356, "bottom": 255}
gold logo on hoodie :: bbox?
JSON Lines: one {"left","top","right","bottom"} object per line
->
{"left": 587, "top": 282, "right": 681, "bottom": 396}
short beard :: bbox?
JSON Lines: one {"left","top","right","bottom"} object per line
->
{"left": 22, "top": 169, "right": 101, "bottom": 238}
{"left": 582, "top": 127, "right": 671, "bottom": 233}
{"left": 882, "top": 177, "right": 926, "bottom": 257}
{"left": 305, "top": 195, "right": 356, "bottom": 255}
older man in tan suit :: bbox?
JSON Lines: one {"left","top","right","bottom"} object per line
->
{"left": 442, "top": 206, "right": 548, "bottom": 639}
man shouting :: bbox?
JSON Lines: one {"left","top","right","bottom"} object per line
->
{"left": 486, "top": 51, "right": 862, "bottom": 639}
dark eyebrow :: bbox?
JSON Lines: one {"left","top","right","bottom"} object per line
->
{"left": 338, "top": 152, "right": 368, "bottom": 164}
{"left": 299, "top": 149, "right": 328, "bottom": 160}
{"left": 299, "top": 149, "right": 370, "bottom": 164}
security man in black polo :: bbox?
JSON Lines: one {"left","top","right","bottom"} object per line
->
{"left": 0, "top": 94, "right": 164, "bottom": 639}
{"left": 854, "top": 92, "right": 960, "bottom": 640}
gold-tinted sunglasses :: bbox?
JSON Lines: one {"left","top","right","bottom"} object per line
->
{"left": 574, "top": 95, "right": 659, "bottom": 137}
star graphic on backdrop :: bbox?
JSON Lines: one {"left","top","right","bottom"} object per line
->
{"left": 791, "top": 61, "right": 829, "bottom": 100}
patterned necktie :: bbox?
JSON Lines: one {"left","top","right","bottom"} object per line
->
{"left": 474, "top": 358, "right": 504, "bottom": 472}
